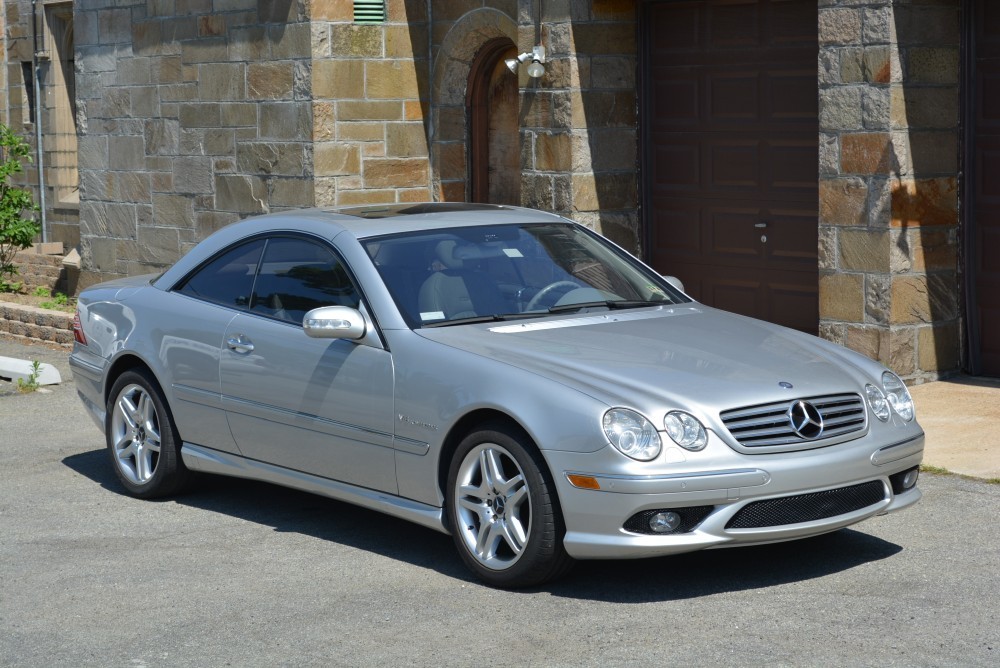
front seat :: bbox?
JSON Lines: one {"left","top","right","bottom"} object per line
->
{"left": 417, "top": 240, "right": 505, "bottom": 321}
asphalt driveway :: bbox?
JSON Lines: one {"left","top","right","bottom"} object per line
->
{"left": 1, "top": 340, "right": 997, "bottom": 667}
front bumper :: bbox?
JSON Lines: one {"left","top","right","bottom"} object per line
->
{"left": 546, "top": 432, "right": 924, "bottom": 560}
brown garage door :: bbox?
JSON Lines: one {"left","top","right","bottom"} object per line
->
{"left": 643, "top": 0, "right": 819, "bottom": 333}
{"left": 971, "top": 0, "right": 1000, "bottom": 376}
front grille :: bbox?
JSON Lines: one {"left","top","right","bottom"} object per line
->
{"left": 720, "top": 393, "right": 866, "bottom": 450}
{"left": 725, "top": 480, "right": 886, "bottom": 529}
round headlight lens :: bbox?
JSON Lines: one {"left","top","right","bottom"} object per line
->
{"left": 663, "top": 411, "right": 708, "bottom": 451}
{"left": 865, "top": 383, "right": 890, "bottom": 421}
{"left": 602, "top": 408, "right": 662, "bottom": 461}
{"left": 882, "top": 371, "right": 914, "bottom": 422}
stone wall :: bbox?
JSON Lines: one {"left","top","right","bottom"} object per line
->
{"left": 818, "top": 0, "right": 961, "bottom": 381}
{"left": 74, "top": 0, "right": 314, "bottom": 286}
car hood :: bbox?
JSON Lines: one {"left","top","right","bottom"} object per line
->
{"left": 415, "top": 305, "right": 876, "bottom": 419}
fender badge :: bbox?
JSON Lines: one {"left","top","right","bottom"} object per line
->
{"left": 778, "top": 381, "right": 794, "bottom": 389}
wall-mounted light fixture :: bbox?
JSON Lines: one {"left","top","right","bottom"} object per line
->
{"left": 505, "top": 45, "right": 546, "bottom": 78}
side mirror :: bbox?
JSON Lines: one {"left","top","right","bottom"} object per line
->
{"left": 662, "top": 275, "right": 685, "bottom": 293}
{"left": 302, "top": 306, "right": 366, "bottom": 340}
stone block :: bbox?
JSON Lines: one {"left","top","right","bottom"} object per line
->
{"left": 221, "top": 103, "right": 258, "bottom": 127}
{"left": 180, "top": 103, "right": 222, "bottom": 128}
{"left": 820, "top": 178, "right": 868, "bottom": 227}
{"left": 152, "top": 193, "right": 195, "bottom": 228}
{"left": 196, "top": 211, "right": 239, "bottom": 238}
{"left": 865, "top": 273, "right": 891, "bottom": 325}
{"left": 214, "top": 174, "right": 268, "bottom": 213}
{"left": 835, "top": 48, "right": 860, "bottom": 84}
{"left": 137, "top": 227, "right": 180, "bottom": 265}
{"left": 144, "top": 119, "right": 179, "bottom": 156}
{"left": 398, "top": 188, "right": 432, "bottom": 203}
{"left": 173, "top": 157, "right": 214, "bottom": 194}
{"left": 863, "top": 46, "right": 891, "bottom": 84}
{"left": 886, "top": 328, "right": 917, "bottom": 377}
{"left": 336, "top": 189, "right": 396, "bottom": 206}
{"left": 79, "top": 136, "right": 110, "bottom": 171}
{"left": 228, "top": 26, "right": 269, "bottom": 62}
{"left": 314, "top": 143, "right": 361, "bottom": 177}
{"left": 88, "top": 202, "right": 138, "bottom": 240}
{"left": 819, "top": 87, "right": 863, "bottom": 132}
{"left": 535, "top": 132, "right": 572, "bottom": 172}
{"left": 862, "top": 87, "right": 890, "bottom": 130}
{"left": 259, "top": 103, "right": 311, "bottom": 140}
{"left": 433, "top": 142, "right": 466, "bottom": 181}
{"left": 363, "top": 158, "right": 429, "bottom": 188}
{"left": 338, "top": 100, "right": 403, "bottom": 121}
{"left": 336, "top": 122, "right": 384, "bottom": 142}
{"left": 330, "top": 25, "right": 383, "bottom": 58}
{"left": 906, "top": 131, "right": 959, "bottom": 175}
{"left": 892, "top": 5, "right": 960, "bottom": 47}
{"left": 312, "top": 0, "right": 353, "bottom": 21}
{"left": 908, "top": 47, "right": 959, "bottom": 85}
{"left": 890, "top": 178, "right": 958, "bottom": 227}
{"left": 840, "top": 132, "right": 893, "bottom": 174}
{"left": 181, "top": 37, "right": 228, "bottom": 65}
{"left": 819, "top": 272, "right": 864, "bottom": 322}
{"left": 198, "top": 63, "right": 245, "bottom": 101}
{"left": 917, "top": 322, "right": 959, "bottom": 373}
{"left": 204, "top": 129, "right": 236, "bottom": 156}
{"left": 237, "top": 143, "right": 306, "bottom": 176}
{"left": 890, "top": 273, "right": 958, "bottom": 324}
{"left": 109, "top": 135, "right": 146, "bottom": 171}
{"left": 571, "top": 173, "right": 635, "bottom": 211}
{"left": 386, "top": 123, "right": 429, "bottom": 158}
{"left": 313, "top": 60, "right": 365, "bottom": 99}
{"left": 270, "top": 23, "right": 312, "bottom": 60}
{"left": 819, "top": 8, "right": 862, "bottom": 46}
{"left": 819, "top": 133, "right": 839, "bottom": 176}
{"left": 890, "top": 86, "right": 958, "bottom": 130}
{"left": 366, "top": 60, "right": 427, "bottom": 100}
{"left": 270, "top": 178, "right": 315, "bottom": 207}
{"left": 862, "top": 7, "right": 892, "bottom": 45}
{"left": 113, "top": 172, "right": 152, "bottom": 203}
{"left": 248, "top": 62, "right": 294, "bottom": 101}
{"left": 839, "top": 228, "right": 890, "bottom": 273}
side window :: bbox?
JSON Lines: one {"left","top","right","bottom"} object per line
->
{"left": 175, "top": 240, "right": 265, "bottom": 309}
{"left": 250, "top": 237, "right": 360, "bottom": 325}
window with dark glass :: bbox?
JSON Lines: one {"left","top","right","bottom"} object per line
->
{"left": 175, "top": 239, "right": 265, "bottom": 310}
{"left": 250, "top": 237, "right": 360, "bottom": 325}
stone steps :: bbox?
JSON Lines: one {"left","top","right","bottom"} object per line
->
{"left": 9, "top": 248, "right": 68, "bottom": 294}
{"left": 0, "top": 301, "right": 74, "bottom": 348}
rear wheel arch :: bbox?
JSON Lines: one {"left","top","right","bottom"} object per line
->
{"left": 103, "top": 354, "right": 162, "bottom": 406}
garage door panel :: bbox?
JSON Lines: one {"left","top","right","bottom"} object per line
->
{"left": 708, "top": 1, "right": 761, "bottom": 49}
{"left": 973, "top": 0, "right": 1000, "bottom": 374}
{"left": 709, "top": 72, "right": 759, "bottom": 121}
{"left": 768, "top": 71, "right": 819, "bottom": 121}
{"left": 645, "top": 0, "right": 818, "bottom": 335}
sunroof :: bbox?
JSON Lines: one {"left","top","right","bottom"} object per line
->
{"left": 333, "top": 202, "right": 508, "bottom": 219}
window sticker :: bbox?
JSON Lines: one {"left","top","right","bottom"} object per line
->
{"left": 502, "top": 248, "right": 524, "bottom": 258}
{"left": 420, "top": 311, "right": 446, "bottom": 321}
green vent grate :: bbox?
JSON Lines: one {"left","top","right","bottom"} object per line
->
{"left": 354, "top": 0, "right": 385, "bottom": 23}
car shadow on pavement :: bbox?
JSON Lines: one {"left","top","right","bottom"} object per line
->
{"left": 64, "top": 448, "right": 903, "bottom": 600}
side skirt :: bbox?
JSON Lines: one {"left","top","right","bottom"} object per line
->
{"left": 181, "top": 442, "right": 448, "bottom": 535}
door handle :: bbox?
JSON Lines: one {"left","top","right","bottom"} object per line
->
{"left": 754, "top": 222, "right": 768, "bottom": 228}
{"left": 226, "top": 335, "right": 254, "bottom": 354}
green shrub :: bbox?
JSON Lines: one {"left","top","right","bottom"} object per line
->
{"left": 0, "top": 124, "right": 41, "bottom": 292}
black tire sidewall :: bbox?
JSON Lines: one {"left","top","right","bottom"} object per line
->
{"left": 446, "top": 423, "right": 568, "bottom": 588}
{"left": 105, "top": 369, "right": 186, "bottom": 498}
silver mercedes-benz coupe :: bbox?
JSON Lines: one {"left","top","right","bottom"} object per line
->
{"left": 70, "top": 203, "right": 923, "bottom": 587}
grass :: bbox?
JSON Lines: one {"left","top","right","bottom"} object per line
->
{"left": 920, "top": 463, "right": 1000, "bottom": 485}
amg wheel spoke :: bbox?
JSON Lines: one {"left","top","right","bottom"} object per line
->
{"left": 118, "top": 395, "right": 138, "bottom": 430}
{"left": 500, "top": 520, "right": 525, "bottom": 555}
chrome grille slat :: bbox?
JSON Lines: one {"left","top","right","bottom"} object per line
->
{"left": 720, "top": 393, "right": 867, "bottom": 451}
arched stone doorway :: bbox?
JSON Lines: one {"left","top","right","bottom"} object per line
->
{"left": 467, "top": 38, "right": 520, "bottom": 205}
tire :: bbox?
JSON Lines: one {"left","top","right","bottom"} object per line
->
{"left": 446, "top": 422, "right": 574, "bottom": 588}
{"left": 105, "top": 368, "right": 192, "bottom": 499}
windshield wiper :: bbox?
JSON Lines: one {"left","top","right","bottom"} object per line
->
{"left": 547, "top": 299, "right": 667, "bottom": 314}
{"left": 422, "top": 312, "right": 549, "bottom": 328}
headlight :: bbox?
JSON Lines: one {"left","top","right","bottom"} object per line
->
{"left": 663, "top": 411, "right": 708, "bottom": 451}
{"left": 865, "top": 383, "right": 890, "bottom": 421}
{"left": 882, "top": 371, "right": 914, "bottom": 421}
{"left": 603, "top": 408, "right": 662, "bottom": 461}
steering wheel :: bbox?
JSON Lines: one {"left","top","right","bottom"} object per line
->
{"left": 525, "top": 281, "right": 581, "bottom": 311}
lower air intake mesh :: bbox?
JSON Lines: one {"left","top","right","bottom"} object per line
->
{"left": 725, "top": 480, "right": 886, "bottom": 530}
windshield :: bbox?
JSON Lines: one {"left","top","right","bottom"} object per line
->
{"left": 363, "top": 223, "right": 690, "bottom": 328}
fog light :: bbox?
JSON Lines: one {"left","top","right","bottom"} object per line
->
{"left": 902, "top": 468, "right": 919, "bottom": 489}
{"left": 649, "top": 511, "right": 681, "bottom": 533}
